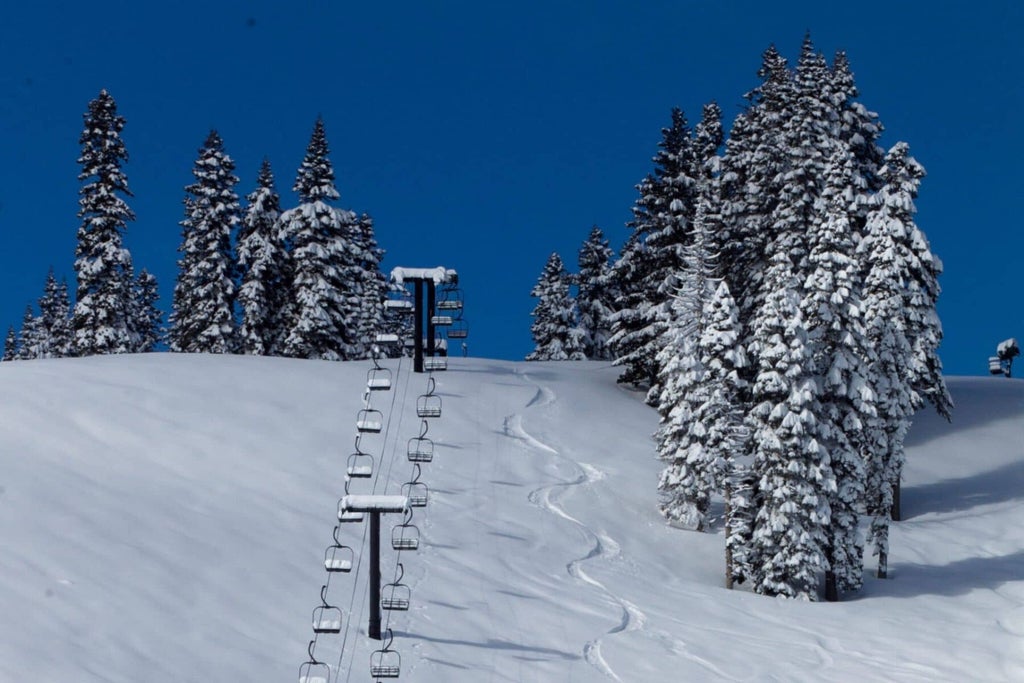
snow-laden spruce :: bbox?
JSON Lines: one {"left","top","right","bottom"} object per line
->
{"left": 169, "top": 130, "right": 240, "bottom": 354}
{"left": 527, "top": 252, "right": 585, "bottom": 361}
{"left": 575, "top": 226, "right": 617, "bottom": 361}
{"left": 73, "top": 90, "right": 137, "bottom": 356}
{"left": 237, "top": 159, "right": 286, "bottom": 356}
{"left": 279, "top": 117, "right": 362, "bottom": 361}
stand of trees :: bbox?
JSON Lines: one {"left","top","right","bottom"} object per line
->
{"left": 527, "top": 35, "right": 951, "bottom": 600}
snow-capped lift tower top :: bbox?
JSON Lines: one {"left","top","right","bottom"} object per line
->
{"left": 389, "top": 267, "right": 459, "bottom": 373}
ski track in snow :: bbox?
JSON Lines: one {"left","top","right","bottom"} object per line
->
{"left": 504, "top": 371, "right": 646, "bottom": 681}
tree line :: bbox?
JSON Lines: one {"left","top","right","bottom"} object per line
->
{"left": 527, "top": 35, "right": 951, "bottom": 600}
{"left": 4, "top": 91, "right": 385, "bottom": 362}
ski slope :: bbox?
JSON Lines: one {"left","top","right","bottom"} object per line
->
{"left": 1, "top": 354, "right": 1022, "bottom": 682}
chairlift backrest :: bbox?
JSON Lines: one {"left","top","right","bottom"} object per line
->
{"left": 298, "top": 641, "right": 330, "bottom": 683}
{"left": 369, "top": 630, "right": 401, "bottom": 678}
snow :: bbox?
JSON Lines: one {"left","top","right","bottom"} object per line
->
{"left": 1, "top": 354, "right": 1023, "bottom": 681}
{"left": 389, "top": 267, "right": 456, "bottom": 285}
{"left": 340, "top": 495, "right": 409, "bottom": 513}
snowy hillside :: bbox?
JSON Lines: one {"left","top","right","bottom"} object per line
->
{"left": 1, "top": 355, "right": 1022, "bottom": 682}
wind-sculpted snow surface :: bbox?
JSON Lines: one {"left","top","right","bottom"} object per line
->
{"left": 0, "top": 355, "right": 1022, "bottom": 682}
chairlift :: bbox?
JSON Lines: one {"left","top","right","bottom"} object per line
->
{"left": 447, "top": 319, "right": 468, "bottom": 339}
{"left": 324, "top": 526, "right": 354, "bottom": 573}
{"left": 407, "top": 421, "right": 434, "bottom": 463}
{"left": 356, "top": 408, "right": 384, "bottom": 433}
{"left": 436, "top": 287, "right": 463, "bottom": 312}
{"left": 423, "top": 357, "right": 447, "bottom": 372}
{"left": 416, "top": 394, "right": 442, "bottom": 419}
{"left": 375, "top": 333, "right": 400, "bottom": 345}
{"left": 369, "top": 629, "right": 401, "bottom": 679}
{"left": 312, "top": 585, "right": 343, "bottom": 634}
{"left": 391, "top": 510, "right": 420, "bottom": 551}
{"left": 347, "top": 444, "right": 374, "bottom": 479}
{"left": 430, "top": 314, "right": 453, "bottom": 327}
{"left": 381, "top": 563, "right": 412, "bottom": 611}
{"left": 298, "top": 641, "right": 330, "bottom": 683}
{"left": 990, "top": 356, "right": 1004, "bottom": 375}
{"left": 402, "top": 480, "right": 429, "bottom": 508}
{"left": 338, "top": 498, "right": 365, "bottom": 524}
{"left": 367, "top": 364, "right": 393, "bottom": 392}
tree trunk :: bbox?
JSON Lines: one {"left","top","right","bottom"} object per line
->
{"left": 724, "top": 483, "right": 734, "bottom": 590}
{"left": 890, "top": 477, "right": 901, "bottom": 521}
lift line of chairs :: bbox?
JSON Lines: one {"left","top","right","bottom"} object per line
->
{"left": 300, "top": 328, "right": 450, "bottom": 682}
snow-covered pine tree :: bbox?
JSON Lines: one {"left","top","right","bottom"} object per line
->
{"left": 609, "top": 108, "right": 698, "bottom": 395}
{"left": 747, "top": 249, "right": 835, "bottom": 600}
{"left": 575, "top": 225, "right": 617, "bottom": 360}
{"left": 17, "top": 305, "right": 43, "bottom": 360}
{"left": 237, "top": 159, "right": 286, "bottom": 356}
{"left": 829, "top": 51, "right": 885, "bottom": 211}
{"left": 719, "top": 45, "right": 795, "bottom": 329}
{"left": 2, "top": 326, "right": 16, "bottom": 361}
{"left": 169, "top": 130, "right": 240, "bottom": 354}
{"left": 132, "top": 269, "right": 162, "bottom": 352}
{"left": 38, "top": 269, "right": 74, "bottom": 358}
{"left": 73, "top": 90, "right": 136, "bottom": 356}
{"left": 802, "top": 147, "right": 875, "bottom": 595}
{"left": 348, "top": 212, "right": 387, "bottom": 360}
{"left": 526, "top": 252, "right": 585, "bottom": 361}
{"left": 858, "top": 142, "right": 920, "bottom": 578}
{"left": 279, "top": 117, "right": 359, "bottom": 361}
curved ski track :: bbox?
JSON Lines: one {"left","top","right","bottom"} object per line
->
{"left": 504, "top": 371, "right": 645, "bottom": 681}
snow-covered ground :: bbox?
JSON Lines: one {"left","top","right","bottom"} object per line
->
{"left": 1, "top": 354, "right": 1022, "bottom": 682}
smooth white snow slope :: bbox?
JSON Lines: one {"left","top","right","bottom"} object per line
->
{"left": 1, "top": 355, "right": 1022, "bottom": 682}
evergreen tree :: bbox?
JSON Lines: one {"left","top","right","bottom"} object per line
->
{"left": 17, "top": 305, "right": 44, "bottom": 360}
{"left": 526, "top": 252, "right": 584, "bottom": 361}
{"left": 802, "top": 147, "right": 875, "bottom": 594}
{"left": 348, "top": 212, "right": 387, "bottom": 360}
{"left": 858, "top": 142, "right": 925, "bottom": 577}
{"left": 2, "top": 326, "right": 16, "bottom": 361}
{"left": 575, "top": 225, "right": 617, "bottom": 360}
{"left": 38, "top": 269, "right": 74, "bottom": 358}
{"left": 73, "top": 89, "right": 136, "bottom": 356}
{"left": 610, "top": 107, "right": 698, "bottom": 394}
{"left": 133, "top": 269, "right": 162, "bottom": 352}
{"left": 747, "top": 250, "right": 834, "bottom": 599}
{"left": 237, "top": 159, "right": 286, "bottom": 355}
{"left": 169, "top": 130, "right": 240, "bottom": 354}
{"left": 279, "top": 117, "right": 359, "bottom": 360}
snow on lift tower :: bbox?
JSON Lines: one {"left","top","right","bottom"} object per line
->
{"left": 990, "top": 338, "right": 1020, "bottom": 377}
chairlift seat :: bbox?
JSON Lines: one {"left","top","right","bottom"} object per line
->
{"left": 436, "top": 299, "right": 463, "bottom": 311}
{"left": 424, "top": 358, "right": 447, "bottom": 372}
{"left": 356, "top": 409, "right": 384, "bottom": 433}
{"left": 407, "top": 437, "right": 434, "bottom": 463}
{"left": 447, "top": 328, "right": 468, "bottom": 339}
{"left": 416, "top": 394, "right": 442, "bottom": 419}
{"left": 312, "top": 606, "right": 342, "bottom": 634}
{"left": 298, "top": 661, "right": 330, "bottom": 683}
{"left": 370, "top": 632, "right": 401, "bottom": 679}
{"left": 430, "top": 315, "right": 453, "bottom": 326}
{"left": 324, "top": 547, "right": 353, "bottom": 573}
{"left": 989, "top": 356, "right": 1004, "bottom": 375}
{"left": 385, "top": 299, "right": 414, "bottom": 312}
{"left": 374, "top": 333, "right": 400, "bottom": 344}
{"left": 338, "top": 509, "right": 365, "bottom": 523}
{"left": 347, "top": 465, "right": 373, "bottom": 478}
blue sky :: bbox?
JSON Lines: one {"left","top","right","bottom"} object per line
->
{"left": 0, "top": 1, "right": 1019, "bottom": 375}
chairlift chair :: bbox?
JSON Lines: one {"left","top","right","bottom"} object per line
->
{"left": 402, "top": 481, "right": 429, "bottom": 508}
{"left": 990, "top": 356, "right": 1004, "bottom": 375}
{"left": 430, "top": 314, "right": 453, "bottom": 327}
{"left": 436, "top": 287, "right": 463, "bottom": 312}
{"left": 370, "top": 630, "right": 401, "bottom": 679}
{"left": 347, "top": 450, "right": 374, "bottom": 479}
{"left": 312, "top": 585, "right": 343, "bottom": 634}
{"left": 416, "top": 394, "right": 442, "bottom": 419}
{"left": 447, "top": 319, "right": 468, "bottom": 339}
{"left": 374, "top": 333, "right": 400, "bottom": 345}
{"left": 337, "top": 498, "right": 365, "bottom": 524}
{"left": 407, "top": 436, "right": 434, "bottom": 463}
{"left": 381, "top": 564, "right": 411, "bottom": 611}
{"left": 367, "top": 365, "right": 393, "bottom": 392}
{"left": 298, "top": 641, "right": 330, "bottom": 683}
{"left": 324, "top": 526, "right": 354, "bottom": 573}
{"left": 356, "top": 408, "right": 384, "bottom": 433}
{"left": 423, "top": 357, "right": 447, "bottom": 372}
{"left": 391, "top": 512, "right": 420, "bottom": 551}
